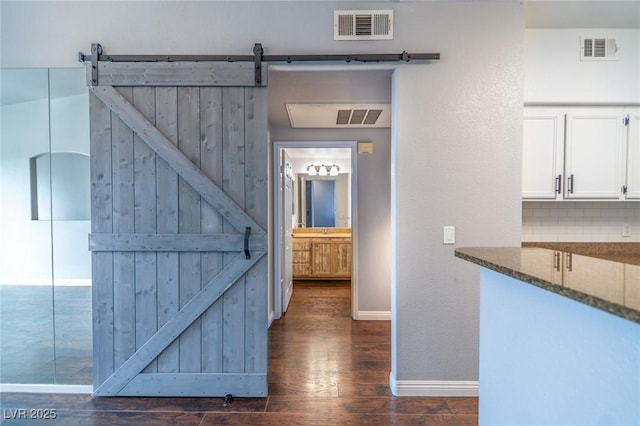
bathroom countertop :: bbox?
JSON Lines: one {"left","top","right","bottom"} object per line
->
{"left": 455, "top": 246, "right": 640, "bottom": 324}
{"left": 292, "top": 228, "right": 352, "bottom": 239}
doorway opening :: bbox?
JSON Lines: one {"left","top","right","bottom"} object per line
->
{"left": 272, "top": 142, "right": 357, "bottom": 320}
{"left": 267, "top": 66, "right": 393, "bottom": 326}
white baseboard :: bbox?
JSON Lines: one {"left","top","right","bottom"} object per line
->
{"left": 355, "top": 310, "right": 391, "bottom": 320}
{"left": 268, "top": 310, "right": 275, "bottom": 327}
{"left": 389, "top": 373, "right": 478, "bottom": 397}
{"left": 0, "top": 384, "right": 93, "bottom": 394}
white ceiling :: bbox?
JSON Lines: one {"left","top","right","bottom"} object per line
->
{"left": 526, "top": 1, "right": 640, "bottom": 29}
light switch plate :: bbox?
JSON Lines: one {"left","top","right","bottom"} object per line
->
{"left": 443, "top": 226, "right": 455, "bottom": 245}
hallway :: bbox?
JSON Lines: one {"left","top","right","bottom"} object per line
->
{"left": 0, "top": 281, "right": 478, "bottom": 425}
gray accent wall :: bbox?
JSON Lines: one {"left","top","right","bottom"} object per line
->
{"left": 391, "top": 4, "right": 524, "bottom": 383}
{"left": 2, "top": 0, "right": 524, "bottom": 389}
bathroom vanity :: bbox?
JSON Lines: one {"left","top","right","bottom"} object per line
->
{"left": 292, "top": 228, "right": 352, "bottom": 280}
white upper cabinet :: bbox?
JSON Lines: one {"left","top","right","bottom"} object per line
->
{"left": 625, "top": 108, "right": 640, "bottom": 199}
{"left": 564, "top": 108, "right": 625, "bottom": 199}
{"left": 522, "top": 109, "right": 565, "bottom": 199}
{"left": 523, "top": 106, "right": 637, "bottom": 201}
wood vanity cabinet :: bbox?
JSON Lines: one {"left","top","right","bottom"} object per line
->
{"left": 292, "top": 229, "right": 351, "bottom": 280}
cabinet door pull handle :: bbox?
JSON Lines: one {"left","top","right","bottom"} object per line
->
{"left": 568, "top": 174, "right": 574, "bottom": 194}
{"left": 555, "top": 174, "right": 562, "bottom": 194}
{"left": 554, "top": 252, "right": 560, "bottom": 271}
{"left": 566, "top": 253, "right": 572, "bottom": 272}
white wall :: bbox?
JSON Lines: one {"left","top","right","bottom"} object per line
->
{"left": 523, "top": 28, "right": 640, "bottom": 243}
{"left": 525, "top": 29, "right": 640, "bottom": 104}
{"left": 1, "top": 0, "right": 524, "bottom": 391}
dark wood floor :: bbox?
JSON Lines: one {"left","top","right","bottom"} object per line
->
{"left": 0, "top": 281, "right": 478, "bottom": 425}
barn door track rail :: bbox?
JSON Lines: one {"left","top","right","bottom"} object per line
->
{"left": 79, "top": 42, "right": 440, "bottom": 86}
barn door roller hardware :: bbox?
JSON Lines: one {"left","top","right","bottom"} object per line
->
{"left": 79, "top": 42, "right": 440, "bottom": 86}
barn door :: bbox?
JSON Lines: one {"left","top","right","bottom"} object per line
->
{"left": 87, "top": 61, "right": 268, "bottom": 397}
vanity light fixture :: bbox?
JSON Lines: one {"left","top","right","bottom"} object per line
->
{"left": 306, "top": 163, "right": 340, "bottom": 177}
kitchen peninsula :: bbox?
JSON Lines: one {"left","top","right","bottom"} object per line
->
{"left": 456, "top": 245, "right": 640, "bottom": 426}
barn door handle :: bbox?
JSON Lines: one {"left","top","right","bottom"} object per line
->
{"left": 244, "top": 227, "right": 252, "bottom": 259}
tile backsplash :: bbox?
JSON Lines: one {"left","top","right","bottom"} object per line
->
{"left": 522, "top": 202, "right": 640, "bottom": 242}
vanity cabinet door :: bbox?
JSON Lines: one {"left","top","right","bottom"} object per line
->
{"left": 332, "top": 241, "right": 352, "bottom": 277}
{"left": 292, "top": 239, "right": 311, "bottom": 278}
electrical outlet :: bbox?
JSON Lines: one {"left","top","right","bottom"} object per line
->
{"left": 622, "top": 224, "right": 632, "bottom": 237}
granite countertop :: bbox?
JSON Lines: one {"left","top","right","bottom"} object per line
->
{"left": 455, "top": 246, "right": 640, "bottom": 324}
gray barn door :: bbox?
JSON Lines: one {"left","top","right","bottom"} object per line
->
{"left": 87, "top": 61, "right": 268, "bottom": 397}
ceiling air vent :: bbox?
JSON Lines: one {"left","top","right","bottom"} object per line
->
{"left": 334, "top": 10, "right": 393, "bottom": 41}
{"left": 337, "top": 108, "right": 383, "bottom": 125}
{"left": 581, "top": 37, "right": 618, "bottom": 61}
{"left": 286, "top": 104, "right": 391, "bottom": 128}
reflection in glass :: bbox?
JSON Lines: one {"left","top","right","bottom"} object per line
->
{"left": 0, "top": 68, "right": 56, "bottom": 383}
{"left": 305, "top": 180, "right": 336, "bottom": 227}
{"left": 0, "top": 68, "right": 91, "bottom": 385}
{"left": 30, "top": 152, "right": 90, "bottom": 220}
{"left": 50, "top": 68, "right": 92, "bottom": 385}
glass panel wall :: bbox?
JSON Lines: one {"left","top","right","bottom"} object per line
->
{"left": 0, "top": 68, "right": 92, "bottom": 385}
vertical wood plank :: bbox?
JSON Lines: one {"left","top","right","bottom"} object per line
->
{"left": 90, "top": 63, "right": 269, "bottom": 396}
{"left": 90, "top": 91, "right": 114, "bottom": 388}
{"left": 243, "top": 87, "right": 268, "bottom": 375}
{"left": 112, "top": 87, "right": 136, "bottom": 369}
{"left": 178, "top": 87, "right": 202, "bottom": 373}
{"left": 133, "top": 87, "right": 158, "bottom": 373}
{"left": 222, "top": 87, "right": 246, "bottom": 373}
{"left": 155, "top": 87, "right": 180, "bottom": 373}
{"left": 200, "top": 87, "right": 225, "bottom": 373}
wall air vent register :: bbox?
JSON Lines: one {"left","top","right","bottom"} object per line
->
{"left": 581, "top": 36, "right": 618, "bottom": 61}
{"left": 334, "top": 10, "right": 393, "bottom": 40}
